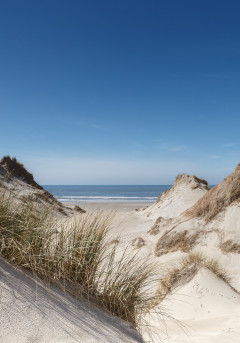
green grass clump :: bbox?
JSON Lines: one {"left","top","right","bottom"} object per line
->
{"left": 0, "top": 192, "right": 156, "bottom": 328}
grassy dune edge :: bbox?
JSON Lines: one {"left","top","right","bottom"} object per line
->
{"left": 0, "top": 191, "right": 159, "bottom": 333}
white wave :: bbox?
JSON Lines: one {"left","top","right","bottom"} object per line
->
{"left": 56, "top": 195, "right": 157, "bottom": 200}
{"left": 56, "top": 195, "right": 157, "bottom": 202}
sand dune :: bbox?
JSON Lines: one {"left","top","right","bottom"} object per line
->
{"left": 110, "top": 165, "right": 240, "bottom": 342}
{"left": 141, "top": 174, "right": 209, "bottom": 220}
{"left": 0, "top": 156, "right": 72, "bottom": 216}
{"left": 0, "top": 257, "right": 143, "bottom": 343}
{"left": 1, "top": 159, "right": 240, "bottom": 342}
{"left": 143, "top": 268, "right": 240, "bottom": 342}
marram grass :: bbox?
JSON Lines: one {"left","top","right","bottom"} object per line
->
{"left": 154, "top": 251, "right": 233, "bottom": 306}
{"left": 0, "top": 192, "right": 157, "bottom": 328}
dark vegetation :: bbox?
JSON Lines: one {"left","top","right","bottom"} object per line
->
{"left": 74, "top": 205, "right": 86, "bottom": 213}
{"left": 220, "top": 239, "right": 240, "bottom": 254}
{"left": 0, "top": 155, "right": 43, "bottom": 189}
{"left": 0, "top": 156, "right": 66, "bottom": 210}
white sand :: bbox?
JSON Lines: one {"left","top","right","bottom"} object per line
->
{"left": 143, "top": 268, "right": 240, "bottom": 343}
{"left": 0, "top": 257, "right": 143, "bottom": 343}
{"left": 64, "top": 201, "right": 151, "bottom": 213}
{"left": 89, "top": 174, "right": 240, "bottom": 343}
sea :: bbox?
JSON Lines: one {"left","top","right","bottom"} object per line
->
{"left": 43, "top": 185, "right": 172, "bottom": 203}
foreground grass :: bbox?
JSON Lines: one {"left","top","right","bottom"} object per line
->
{"left": 0, "top": 192, "right": 156, "bottom": 328}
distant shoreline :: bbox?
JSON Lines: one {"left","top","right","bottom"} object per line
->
{"left": 63, "top": 201, "right": 152, "bottom": 212}
{"left": 43, "top": 184, "right": 169, "bottom": 206}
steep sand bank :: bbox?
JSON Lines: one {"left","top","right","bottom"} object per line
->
{"left": 0, "top": 257, "right": 143, "bottom": 343}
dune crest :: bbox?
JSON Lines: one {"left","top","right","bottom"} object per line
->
{"left": 142, "top": 174, "right": 209, "bottom": 220}
{"left": 0, "top": 155, "right": 71, "bottom": 216}
{"left": 186, "top": 163, "right": 240, "bottom": 221}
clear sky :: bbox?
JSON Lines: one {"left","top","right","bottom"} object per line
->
{"left": 0, "top": 0, "right": 239, "bottom": 185}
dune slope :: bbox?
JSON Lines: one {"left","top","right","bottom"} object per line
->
{"left": 0, "top": 156, "right": 72, "bottom": 216}
{"left": 0, "top": 257, "right": 143, "bottom": 343}
{"left": 142, "top": 174, "right": 209, "bottom": 220}
{"left": 112, "top": 165, "right": 240, "bottom": 342}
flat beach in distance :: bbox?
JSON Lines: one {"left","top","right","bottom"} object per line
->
{"left": 64, "top": 201, "right": 152, "bottom": 212}
{"left": 44, "top": 184, "right": 165, "bottom": 213}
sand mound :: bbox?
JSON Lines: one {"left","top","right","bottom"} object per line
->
{"left": 156, "top": 174, "right": 209, "bottom": 205}
{"left": 162, "top": 267, "right": 240, "bottom": 320}
{"left": 0, "top": 257, "right": 143, "bottom": 343}
{"left": 186, "top": 163, "right": 240, "bottom": 221}
{"left": 149, "top": 164, "right": 240, "bottom": 258}
{"left": 0, "top": 156, "right": 71, "bottom": 216}
{"left": 142, "top": 174, "right": 209, "bottom": 222}
{"left": 143, "top": 268, "right": 240, "bottom": 343}
{"left": 0, "top": 155, "right": 42, "bottom": 189}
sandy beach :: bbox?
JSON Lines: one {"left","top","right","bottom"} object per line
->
{"left": 65, "top": 201, "right": 152, "bottom": 213}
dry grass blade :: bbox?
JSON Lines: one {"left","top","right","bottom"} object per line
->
{"left": 186, "top": 163, "right": 240, "bottom": 221}
{"left": 0, "top": 192, "right": 159, "bottom": 329}
{"left": 154, "top": 251, "right": 233, "bottom": 307}
{"left": 96, "top": 245, "right": 156, "bottom": 326}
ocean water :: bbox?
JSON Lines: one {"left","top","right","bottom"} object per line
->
{"left": 43, "top": 185, "right": 171, "bottom": 203}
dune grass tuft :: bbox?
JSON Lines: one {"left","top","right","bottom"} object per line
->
{"left": 219, "top": 239, "right": 240, "bottom": 254}
{"left": 0, "top": 191, "right": 157, "bottom": 328}
{"left": 186, "top": 163, "right": 240, "bottom": 221}
{"left": 154, "top": 229, "right": 200, "bottom": 257}
{"left": 182, "top": 252, "right": 231, "bottom": 283}
{"left": 154, "top": 252, "right": 232, "bottom": 306}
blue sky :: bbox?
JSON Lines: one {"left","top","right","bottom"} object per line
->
{"left": 0, "top": 0, "right": 240, "bottom": 184}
